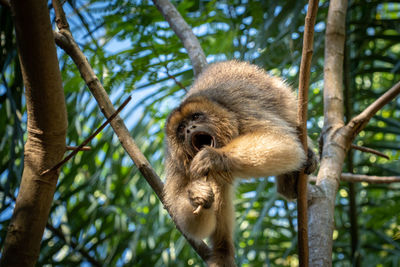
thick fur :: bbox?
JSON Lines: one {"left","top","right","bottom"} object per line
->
{"left": 163, "top": 61, "right": 316, "bottom": 266}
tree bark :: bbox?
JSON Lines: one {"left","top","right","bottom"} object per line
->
{"left": 308, "top": 0, "right": 348, "bottom": 266}
{"left": 309, "top": 0, "right": 400, "bottom": 265}
{"left": 1, "top": 0, "right": 67, "bottom": 266}
{"left": 297, "top": 1, "right": 319, "bottom": 265}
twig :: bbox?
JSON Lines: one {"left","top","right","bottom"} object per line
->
{"left": 152, "top": 0, "right": 207, "bottom": 77}
{"left": 52, "top": 0, "right": 212, "bottom": 261}
{"left": 150, "top": 45, "right": 188, "bottom": 92}
{"left": 350, "top": 144, "right": 389, "bottom": 160}
{"left": 165, "top": 64, "right": 188, "bottom": 92}
{"left": 41, "top": 96, "right": 131, "bottom": 176}
{"left": 309, "top": 173, "right": 400, "bottom": 184}
{"left": 296, "top": 0, "right": 319, "bottom": 266}
{"left": 66, "top": 145, "right": 91, "bottom": 151}
{"left": 346, "top": 81, "right": 400, "bottom": 140}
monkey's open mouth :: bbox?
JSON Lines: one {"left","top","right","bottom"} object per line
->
{"left": 192, "top": 132, "right": 215, "bottom": 151}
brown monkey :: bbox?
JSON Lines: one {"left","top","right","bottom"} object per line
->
{"left": 163, "top": 60, "right": 317, "bottom": 266}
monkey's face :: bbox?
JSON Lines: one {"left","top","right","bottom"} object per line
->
{"left": 166, "top": 96, "right": 239, "bottom": 160}
{"left": 175, "top": 112, "right": 216, "bottom": 155}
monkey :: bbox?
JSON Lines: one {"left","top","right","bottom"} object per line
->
{"left": 163, "top": 60, "right": 317, "bottom": 266}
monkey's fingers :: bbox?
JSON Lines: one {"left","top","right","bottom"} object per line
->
{"left": 193, "top": 205, "right": 203, "bottom": 214}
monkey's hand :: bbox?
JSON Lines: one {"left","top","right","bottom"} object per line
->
{"left": 304, "top": 148, "right": 318, "bottom": 174}
{"left": 187, "top": 179, "right": 214, "bottom": 213}
{"left": 189, "top": 147, "right": 229, "bottom": 181}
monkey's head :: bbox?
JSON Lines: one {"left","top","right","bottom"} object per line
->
{"left": 166, "top": 96, "right": 239, "bottom": 163}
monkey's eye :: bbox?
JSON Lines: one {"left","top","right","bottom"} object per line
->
{"left": 177, "top": 124, "right": 185, "bottom": 133}
{"left": 191, "top": 113, "right": 203, "bottom": 121}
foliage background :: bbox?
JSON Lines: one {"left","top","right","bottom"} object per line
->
{"left": 1, "top": 0, "right": 399, "bottom": 266}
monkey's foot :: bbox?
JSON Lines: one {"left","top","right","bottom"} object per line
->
{"left": 304, "top": 148, "right": 318, "bottom": 174}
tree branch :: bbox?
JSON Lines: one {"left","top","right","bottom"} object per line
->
{"left": 151, "top": 0, "right": 207, "bottom": 77}
{"left": 341, "top": 173, "right": 400, "bottom": 183}
{"left": 323, "top": 1, "right": 347, "bottom": 128}
{"left": 51, "top": 0, "right": 211, "bottom": 261}
{"left": 350, "top": 144, "right": 389, "bottom": 160}
{"left": 310, "top": 173, "right": 400, "bottom": 184}
{"left": 308, "top": 0, "right": 348, "bottom": 266}
{"left": 346, "top": 81, "right": 400, "bottom": 141}
{"left": 1, "top": 0, "right": 68, "bottom": 265}
{"left": 296, "top": 0, "right": 319, "bottom": 265}
{"left": 41, "top": 96, "right": 131, "bottom": 176}
{"left": 66, "top": 146, "right": 91, "bottom": 151}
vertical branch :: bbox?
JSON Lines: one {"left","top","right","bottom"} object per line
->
{"left": 152, "top": 0, "right": 207, "bottom": 77}
{"left": 308, "top": 0, "right": 348, "bottom": 266}
{"left": 323, "top": 0, "right": 347, "bottom": 129}
{"left": 1, "top": 0, "right": 67, "bottom": 265}
{"left": 297, "top": 0, "right": 319, "bottom": 266}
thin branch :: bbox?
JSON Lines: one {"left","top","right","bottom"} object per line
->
{"left": 341, "top": 173, "right": 400, "bottom": 183}
{"left": 350, "top": 144, "right": 389, "bottom": 160}
{"left": 66, "top": 145, "right": 91, "bottom": 151}
{"left": 151, "top": 45, "right": 188, "bottom": 92}
{"left": 41, "top": 96, "right": 131, "bottom": 176}
{"left": 346, "top": 81, "right": 400, "bottom": 140}
{"left": 296, "top": 0, "right": 319, "bottom": 266}
{"left": 310, "top": 173, "right": 400, "bottom": 184}
{"left": 152, "top": 0, "right": 207, "bottom": 77}
{"left": 52, "top": 0, "right": 211, "bottom": 261}
{"left": 52, "top": 0, "right": 69, "bottom": 31}
{"left": 164, "top": 63, "right": 188, "bottom": 92}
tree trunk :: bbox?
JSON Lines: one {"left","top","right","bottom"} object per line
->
{"left": 1, "top": 0, "right": 67, "bottom": 266}
{"left": 308, "top": 0, "right": 348, "bottom": 265}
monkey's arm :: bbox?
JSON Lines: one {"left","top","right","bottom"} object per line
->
{"left": 190, "top": 130, "right": 306, "bottom": 182}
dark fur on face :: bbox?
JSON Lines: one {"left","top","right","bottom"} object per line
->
{"left": 166, "top": 96, "right": 239, "bottom": 175}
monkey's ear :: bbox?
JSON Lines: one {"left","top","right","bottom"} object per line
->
{"left": 166, "top": 108, "right": 184, "bottom": 135}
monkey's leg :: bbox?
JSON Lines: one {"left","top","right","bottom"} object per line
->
{"left": 207, "top": 183, "right": 237, "bottom": 267}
